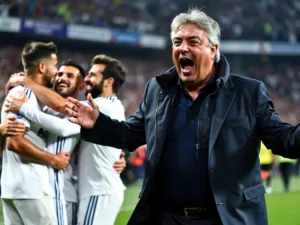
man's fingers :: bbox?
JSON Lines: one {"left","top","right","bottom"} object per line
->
{"left": 62, "top": 152, "right": 70, "bottom": 158}
{"left": 7, "top": 121, "right": 26, "bottom": 127}
{"left": 7, "top": 131, "right": 25, "bottom": 136}
{"left": 65, "top": 107, "right": 77, "bottom": 117}
{"left": 87, "top": 93, "right": 97, "bottom": 109}
{"left": 66, "top": 97, "right": 86, "bottom": 110}
{"left": 7, "top": 115, "right": 17, "bottom": 121}
{"left": 68, "top": 117, "right": 79, "bottom": 124}
{"left": 120, "top": 151, "right": 126, "bottom": 159}
{"left": 66, "top": 97, "right": 79, "bottom": 105}
{"left": 5, "top": 96, "right": 13, "bottom": 103}
{"left": 65, "top": 101, "right": 79, "bottom": 113}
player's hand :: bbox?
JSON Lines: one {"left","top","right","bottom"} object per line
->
{"left": 0, "top": 116, "right": 26, "bottom": 136}
{"left": 52, "top": 152, "right": 70, "bottom": 171}
{"left": 113, "top": 151, "right": 126, "bottom": 174}
{"left": 4, "top": 90, "right": 28, "bottom": 114}
{"left": 5, "top": 72, "right": 25, "bottom": 94}
{"left": 65, "top": 93, "right": 99, "bottom": 129}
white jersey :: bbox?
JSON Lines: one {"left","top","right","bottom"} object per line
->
{"left": 19, "top": 104, "right": 80, "bottom": 202}
{"left": 78, "top": 96, "right": 126, "bottom": 199}
{"left": 63, "top": 155, "right": 78, "bottom": 203}
{"left": 1, "top": 86, "right": 53, "bottom": 199}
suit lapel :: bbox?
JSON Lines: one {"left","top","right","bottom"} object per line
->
{"left": 153, "top": 87, "right": 177, "bottom": 165}
{"left": 209, "top": 86, "right": 235, "bottom": 155}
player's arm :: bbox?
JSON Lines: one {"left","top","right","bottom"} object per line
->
{"left": 0, "top": 116, "right": 27, "bottom": 156}
{"left": 5, "top": 93, "right": 80, "bottom": 137}
{"left": 9, "top": 75, "right": 66, "bottom": 113}
{"left": 6, "top": 135, "right": 69, "bottom": 170}
{"left": 20, "top": 104, "right": 81, "bottom": 137}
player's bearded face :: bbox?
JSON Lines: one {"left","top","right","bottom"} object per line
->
{"left": 85, "top": 78, "right": 104, "bottom": 98}
{"left": 55, "top": 78, "right": 78, "bottom": 98}
{"left": 43, "top": 54, "right": 58, "bottom": 88}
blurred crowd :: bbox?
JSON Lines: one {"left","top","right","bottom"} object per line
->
{"left": 0, "top": 44, "right": 299, "bottom": 125}
{"left": 1, "top": 0, "right": 300, "bottom": 42}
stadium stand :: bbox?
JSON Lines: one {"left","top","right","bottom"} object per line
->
{"left": 1, "top": 0, "right": 300, "bottom": 41}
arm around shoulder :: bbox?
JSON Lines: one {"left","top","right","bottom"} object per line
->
{"left": 23, "top": 78, "right": 66, "bottom": 113}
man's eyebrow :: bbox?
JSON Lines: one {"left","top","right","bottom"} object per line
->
{"left": 188, "top": 36, "right": 202, "bottom": 41}
{"left": 58, "top": 72, "right": 75, "bottom": 76}
{"left": 173, "top": 37, "right": 182, "bottom": 41}
{"left": 173, "top": 36, "right": 202, "bottom": 41}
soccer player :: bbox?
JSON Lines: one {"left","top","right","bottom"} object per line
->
{"left": 76, "top": 55, "right": 126, "bottom": 225}
{"left": 1, "top": 42, "right": 70, "bottom": 225}
{"left": 6, "top": 57, "right": 127, "bottom": 225}
{"left": 4, "top": 59, "right": 84, "bottom": 225}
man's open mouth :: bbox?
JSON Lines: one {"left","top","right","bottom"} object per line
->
{"left": 180, "top": 58, "right": 194, "bottom": 74}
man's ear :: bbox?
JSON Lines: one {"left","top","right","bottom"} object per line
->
{"left": 105, "top": 77, "right": 114, "bottom": 88}
{"left": 38, "top": 61, "right": 46, "bottom": 74}
{"left": 210, "top": 44, "right": 219, "bottom": 60}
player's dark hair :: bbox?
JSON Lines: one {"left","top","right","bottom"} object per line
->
{"left": 22, "top": 42, "right": 57, "bottom": 74}
{"left": 91, "top": 54, "right": 126, "bottom": 94}
{"left": 60, "top": 59, "right": 86, "bottom": 79}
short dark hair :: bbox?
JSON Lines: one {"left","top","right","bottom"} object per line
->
{"left": 22, "top": 42, "right": 57, "bottom": 74}
{"left": 60, "top": 59, "right": 85, "bottom": 79}
{"left": 91, "top": 54, "right": 126, "bottom": 94}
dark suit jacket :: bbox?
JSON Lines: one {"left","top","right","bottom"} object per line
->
{"left": 81, "top": 55, "right": 300, "bottom": 225}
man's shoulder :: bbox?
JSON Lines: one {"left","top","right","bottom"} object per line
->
{"left": 230, "top": 74, "right": 261, "bottom": 85}
{"left": 96, "top": 97, "right": 125, "bottom": 112}
{"left": 229, "top": 74, "right": 262, "bottom": 90}
{"left": 145, "top": 78, "right": 161, "bottom": 93}
{"left": 8, "top": 86, "right": 36, "bottom": 100}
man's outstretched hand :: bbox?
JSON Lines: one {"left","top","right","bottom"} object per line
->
{"left": 65, "top": 93, "right": 99, "bottom": 129}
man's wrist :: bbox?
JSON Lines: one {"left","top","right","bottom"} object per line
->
{"left": 22, "top": 77, "right": 31, "bottom": 87}
{"left": 48, "top": 154, "right": 56, "bottom": 167}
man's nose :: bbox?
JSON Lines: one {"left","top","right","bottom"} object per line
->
{"left": 84, "top": 75, "right": 90, "bottom": 83}
{"left": 179, "top": 41, "right": 189, "bottom": 54}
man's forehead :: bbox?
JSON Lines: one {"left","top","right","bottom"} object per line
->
{"left": 59, "top": 65, "right": 78, "bottom": 73}
{"left": 58, "top": 66, "right": 80, "bottom": 75}
{"left": 174, "top": 24, "right": 206, "bottom": 38}
{"left": 89, "top": 64, "right": 106, "bottom": 74}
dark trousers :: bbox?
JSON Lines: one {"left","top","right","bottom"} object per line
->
{"left": 279, "top": 162, "right": 293, "bottom": 192}
{"left": 157, "top": 212, "right": 222, "bottom": 225}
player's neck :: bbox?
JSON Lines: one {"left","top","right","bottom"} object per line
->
{"left": 99, "top": 90, "right": 115, "bottom": 98}
{"left": 27, "top": 72, "right": 44, "bottom": 85}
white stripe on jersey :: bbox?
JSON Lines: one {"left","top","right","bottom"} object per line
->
{"left": 78, "top": 96, "right": 126, "bottom": 199}
{"left": 1, "top": 86, "right": 53, "bottom": 199}
{"left": 46, "top": 120, "right": 80, "bottom": 203}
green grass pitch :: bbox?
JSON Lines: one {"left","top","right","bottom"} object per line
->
{"left": 0, "top": 177, "right": 299, "bottom": 225}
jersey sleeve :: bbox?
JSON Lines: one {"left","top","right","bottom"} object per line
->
{"left": 97, "top": 99, "right": 125, "bottom": 122}
{"left": 19, "top": 102, "right": 80, "bottom": 137}
{"left": 6, "top": 86, "right": 31, "bottom": 128}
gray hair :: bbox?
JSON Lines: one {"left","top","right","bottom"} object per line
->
{"left": 170, "top": 8, "right": 221, "bottom": 62}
